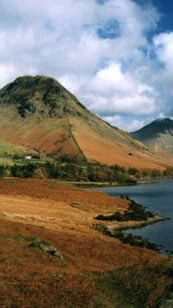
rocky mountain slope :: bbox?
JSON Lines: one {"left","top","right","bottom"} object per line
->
{"left": 0, "top": 75, "right": 172, "bottom": 169}
{"left": 132, "top": 118, "right": 173, "bottom": 154}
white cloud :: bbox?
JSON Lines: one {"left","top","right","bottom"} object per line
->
{"left": 0, "top": 63, "right": 16, "bottom": 86}
{"left": 154, "top": 32, "right": 173, "bottom": 69}
{"left": 75, "top": 63, "right": 158, "bottom": 117}
{"left": 103, "top": 115, "right": 147, "bottom": 132}
{"left": 0, "top": 0, "right": 172, "bottom": 131}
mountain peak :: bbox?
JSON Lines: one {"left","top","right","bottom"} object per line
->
{"left": 0, "top": 75, "right": 87, "bottom": 119}
{"left": 4, "top": 75, "right": 63, "bottom": 93}
{"left": 132, "top": 117, "right": 173, "bottom": 153}
{"left": 153, "top": 117, "right": 172, "bottom": 123}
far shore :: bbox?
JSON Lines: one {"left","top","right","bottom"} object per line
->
{"left": 59, "top": 177, "right": 173, "bottom": 189}
{"left": 59, "top": 180, "right": 137, "bottom": 188}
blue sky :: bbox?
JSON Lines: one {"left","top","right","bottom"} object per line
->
{"left": 0, "top": 0, "right": 173, "bottom": 131}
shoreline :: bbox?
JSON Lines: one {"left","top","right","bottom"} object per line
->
{"left": 107, "top": 215, "right": 167, "bottom": 232}
{"left": 95, "top": 215, "right": 167, "bottom": 252}
{"left": 59, "top": 177, "right": 173, "bottom": 189}
{"left": 59, "top": 180, "right": 137, "bottom": 188}
{"left": 94, "top": 199, "right": 169, "bottom": 253}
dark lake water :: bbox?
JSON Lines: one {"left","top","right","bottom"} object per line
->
{"left": 92, "top": 179, "right": 173, "bottom": 255}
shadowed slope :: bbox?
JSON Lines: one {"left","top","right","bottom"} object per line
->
{"left": 132, "top": 118, "right": 173, "bottom": 154}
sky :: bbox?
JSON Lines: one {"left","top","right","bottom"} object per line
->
{"left": 0, "top": 0, "right": 173, "bottom": 131}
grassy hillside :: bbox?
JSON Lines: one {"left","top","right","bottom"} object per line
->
{"left": 0, "top": 178, "right": 171, "bottom": 307}
{"left": 0, "top": 141, "right": 38, "bottom": 165}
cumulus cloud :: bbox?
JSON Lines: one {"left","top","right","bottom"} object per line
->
{"left": 76, "top": 63, "right": 158, "bottom": 116}
{"left": 103, "top": 115, "right": 147, "bottom": 132}
{"left": 0, "top": 0, "right": 172, "bottom": 131}
{"left": 154, "top": 32, "right": 173, "bottom": 72}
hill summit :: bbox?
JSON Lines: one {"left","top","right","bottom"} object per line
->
{"left": 0, "top": 75, "right": 172, "bottom": 169}
{"left": 0, "top": 75, "right": 88, "bottom": 119}
{"left": 132, "top": 118, "right": 173, "bottom": 153}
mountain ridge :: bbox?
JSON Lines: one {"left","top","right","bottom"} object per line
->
{"left": 132, "top": 117, "right": 173, "bottom": 154}
{"left": 0, "top": 75, "right": 173, "bottom": 169}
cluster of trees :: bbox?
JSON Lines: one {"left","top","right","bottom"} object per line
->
{"left": 11, "top": 164, "right": 37, "bottom": 178}
{"left": 44, "top": 161, "right": 138, "bottom": 183}
{"left": 86, "top": 164, "right": 135, "bottom": 183}
{"left": 128, "top": 167, "right": 173, "bottom": 179}
{"left": 0, "top": 158, "right": 173, "bottom": 182}
{"left": 44, "top": 162, "right": 84, "bottom": 180}
{"left": 0, "top": 161, "right": 135, "bottom": 184}
{"left": 0, "top": 163, "right": 37, "bottom": 178}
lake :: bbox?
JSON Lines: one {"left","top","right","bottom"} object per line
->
{"left": 93, "top": 179, "right": 173, "bottom": 255}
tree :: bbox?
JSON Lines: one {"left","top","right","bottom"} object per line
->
{"left": 0, "top": 166, "right": 5, "bottom": 177}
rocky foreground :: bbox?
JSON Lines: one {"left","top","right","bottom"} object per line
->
{"left": 0, "top": 178, "right": 172, "bottom": 307}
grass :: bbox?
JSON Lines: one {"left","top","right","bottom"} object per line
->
{"left": 0, "top": 227, "right": 169, "bottom": 307}
{"left": 0, "top": 177, "right": 170, "bottom": 307}
{"left": 0, "top": 157, "right": 13, "bottom": 165}
{"left": 0, "top": 141, "right": 41, "bottom": 167}
{"left": 0, "top": 141, "right": 28, "bottom": 156}
{"left": 95, "top": 272, "right": 135, "bottom": 308}
{"left": 95, "top": 260, "right": 173, "bottom": 308}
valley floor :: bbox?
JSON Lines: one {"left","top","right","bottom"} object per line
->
{"left": 0, "top": 178, "right": 171, "bottom": 307}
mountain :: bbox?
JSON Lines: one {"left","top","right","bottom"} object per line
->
{"left": 0, "top": 75, "right": 172, "bottom": 169}
{"left": 132, "top": 118, "right": 173, "bottom": 154}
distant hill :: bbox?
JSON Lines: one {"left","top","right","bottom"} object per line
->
{"left": 132, "top": 118, "right": 173, "bottom": 154}
{"left": 0, "top": 75, "right": 172, "bottom": 169}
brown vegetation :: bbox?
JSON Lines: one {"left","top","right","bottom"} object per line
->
{"left": 0, "top": 178, "right": 171, "bottom": 307}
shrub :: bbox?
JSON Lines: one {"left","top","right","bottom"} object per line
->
{"left": 10, "top": 164, "right": 37, "bottom": 178}
{"left": 95, "top": 199, "right": 154, "bottom": 222}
